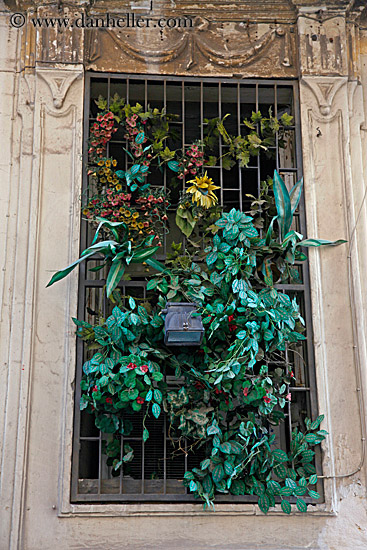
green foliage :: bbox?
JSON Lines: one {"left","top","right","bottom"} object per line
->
{"left": 48, "top": 97, "right": 345, "bottom": 514}
{"left": 47, "top": 218, "right": 159, "bottom": 297}
{"left": 73, "top": 202, "right": 340, "bottom": 513}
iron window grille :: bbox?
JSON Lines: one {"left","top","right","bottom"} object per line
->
{"left": 71, "top": 73, "right": 322, "bottom": 503}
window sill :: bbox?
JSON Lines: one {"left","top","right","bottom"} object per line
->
{"left": 59, "top": 502, "right": 336, "bottom": 518}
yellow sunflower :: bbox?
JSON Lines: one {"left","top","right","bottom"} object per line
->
{"left": 97, "top": 160, "right": 105, "bottom": 167}
{"left": 112, "top": 159, "right": 117, "bottom": 167}
{"left": 186, "top": 172, "right": 220, "bottom": 209}
{"left": 132, "top": 212, "right": 139, "bottom": 219}
{"left": 105, "top": 160, "right": 111, "bottom": 168}
{"left": 116, "top": 184, "right": 122, "bottom": 191}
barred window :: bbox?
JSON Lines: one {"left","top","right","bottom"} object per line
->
{"left": 71, "top": 74, "right": 321, "bottom": 503}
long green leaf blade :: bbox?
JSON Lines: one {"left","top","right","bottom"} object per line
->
{"left": 145, "top": 257, "right": 167, "bottom": 273}
{"left": 46, "top": 250, "right": 97, "bottom": 287}
{"left": 273, "top": 169, "right": 292, "bottom": 240}
{"left": 131, "top": 246, "right": 160, "bottom": 263}
{"left": 297, "top": 238, "right": 347, "bottom": 248}
{"left": 106, "top": 260, "right": 125, "bottom": 297}
{"left": 289, "top": 177, "right": 303, "bottom": 214}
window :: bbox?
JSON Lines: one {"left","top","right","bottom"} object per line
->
{"left": 71, "top": 74, "right": 321, "bottom": 503}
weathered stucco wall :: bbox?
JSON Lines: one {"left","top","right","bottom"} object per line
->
{"left": 1, "top": 1, "right": 367, "bottom": 549}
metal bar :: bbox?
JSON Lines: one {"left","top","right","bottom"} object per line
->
{"left": 274, "top": 83, "right": 279, "bottom": 173}
{"left": 218, "top": 82, "right": 223, "bottom": 207}
{"left": 85, "top": 72, "right": 298, "bottom": 86}
{"left": 237, "top": 82, "right": 243, "bottom": 211}
{"left": 71, "top": 71, "right": 93, "bottom": 502}
{"left": 163, "top": 412, "right": 167, "bottom": 494}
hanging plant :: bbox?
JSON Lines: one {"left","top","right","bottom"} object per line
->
{"left": 47, "top": 95, "right": 346, "bottom": 513}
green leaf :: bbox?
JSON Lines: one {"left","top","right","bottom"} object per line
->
{"left": 273, "top": 169, "right": 292, "bottom": 241}
{"left": 46, "top": 249, "right": 98, "bottom": 287}
{"left": 297, "top": 238, "right": 346, "bottom": 248}
{"left": 152, "top": 403, "right": 161, "bottom": 419}
{"left": 310, "top": 415, "right": 325, "bottom": 430}
{"left": 176, "top": 207, "right": 196, "bottom": 238}
{"left": 267, "top": 480, "right": 281, "bottom": 495}
{"left": 308, "top": 490, "right": 320, "bottom": 499}
{"left": 219, "top": 442, "right": 232, "bottom": 454}
{"left": 289, "top": 177, "right": 303, "bottom": 214}
{"left": 224, "top": 461, "right": 234, "bottom": 476}
{"left": 143, "top": 428, "right": 149, "bottom": 442}
{"left": 281, "top": 500, "right": 291, "bottom": 514}
{"left": 152, "top": 372, "right": 164, "bottom": 382}
{"left": 279, "top": 486, "right": 293, "bottom": 496}
{"left": 129, "top": 296, "right": 136, "bottom": 309}
{"left": 168, "top": 160, "right": 180, "bottom": 172}
{"left": 304, "top": 434, "right": 318, "bottom": 444}
{"left": 308, "top": 474, "right": 318, "bottom": 485}
{"left": 272, "top": 449, "right": 289, "bottom": 463}
{"left": 274, "top": 463, "right": 287, "bottom": 479}
{"left": 200, "top": 459, "right": 210, "bottom": 470}
{"left": 145, "top": 257, "right": 167, "bottom": 273}
{"left": 146, "top": 389, "right": 153, "bottom": 402}
{"left": 154, "top": 389, "right": 163, "bottom": 404}
{"left": 285, "top": 478, "right": 297, "bottom": 490}
{"left": 106, "top": 260, "right": 125, "bottom": 297}
{"left": 135, "top": 131, "right": 145, "bottom": 144}
{"left": 212, "top": 464, "right": 225, "bottom": 483}
{"left": 258, "top": 494, "right": 270, "bottom": 514}
{"left": 189, "top": 480, "right": 198, "bottom": 492}
{"left": 131, "top": 246, "right": 160, "bottom": 263}
{"left": 296, "top": 498, "right": 307, "bottom": 513}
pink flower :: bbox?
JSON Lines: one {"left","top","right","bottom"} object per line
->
{"left": 285, "top": 393, "right": 292, "bottom": 401}
{"left": 140, "top": 365, "right": 149, "bottom": 373}
{"left": 243, "top": 387, "right": 249, "bottom": 397}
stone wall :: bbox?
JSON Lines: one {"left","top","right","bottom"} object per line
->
{"left": 0, "top": 1, "right": 366, "bottom": 548}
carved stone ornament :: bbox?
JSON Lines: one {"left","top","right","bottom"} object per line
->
{"left": 85, "top": 18, "right": 297, "bottom": 77}
{"left": 301, "top": 76, "right": 347, "bottom": 116}
{"left": 37, "top": 69, "right": 82, "bottom": 109}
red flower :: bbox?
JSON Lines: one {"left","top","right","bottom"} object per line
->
{"left": 106, "top": 397, "right": 113, "bottom": 404}
{"left": 127, "top": 362, "right": 137, "bottom": 369}
{"left": 229, "top": 324, "right": 237, "bottom": 332}
{"left": 140, "top": 365, "right": 149, "bottom": 373}
{"left": 243, "top": 387, "right": 249, "bottom": 397}
{"left": 290, "top": 371, "right": 295, "bottom": 378}
{"left": 92, "top": 385, "right": 98, "bottom": 393}
{"left": 136, "top": 396, "right": 145, "bottom": 404}
{"left": 228, "top": 315, "right": 235, "bottom": 323}
{"left": 263, "top": 395, "right": 271, "bottom": 404}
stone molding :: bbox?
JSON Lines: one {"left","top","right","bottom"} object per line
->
{"left": 37, "top": 68, "right": 82, "bottom": 109}
{"left": 301, "top": 76, "right": 347, "bottom": 116}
